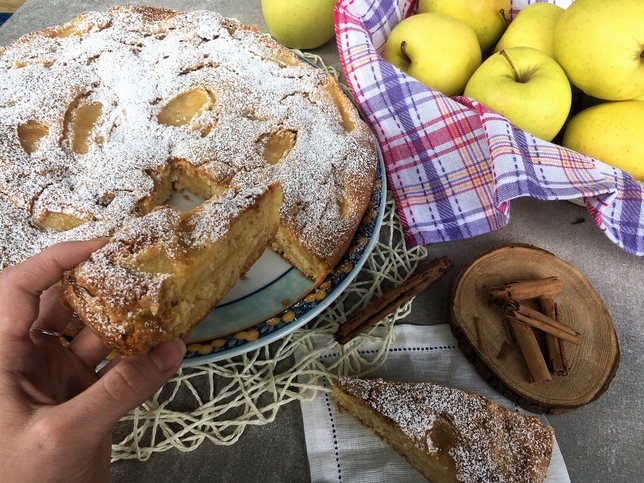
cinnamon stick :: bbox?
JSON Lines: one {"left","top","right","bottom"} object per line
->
{"left": 334, "top": 256, "right": 451, "bottom": 344}
{"left": 507, "top": 316, "right": 552, "bottom": 383}
{"left": 540, "top": 297, "right": 568, "bottom": 376}
{"left": 503, "top": 317, "right": 517, "bottom": 344}
{"left": 489, "top": 276, "right": 563, "bottom": 301}
{"left": 504, "top": 300, "right": 581, "bottom": 345}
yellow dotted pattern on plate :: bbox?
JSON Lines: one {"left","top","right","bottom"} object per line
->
{"left": 234, "top": 330, "right": 260, "bottom": 342}
{"left": 361, "top": 201, "right": 377, "bottom": 225}
{"left": 185, "top": 231, "right": 364, "bottom": 355}
{"left": 186, "top": 305, "right": 327, "bottom": 354}
{"left": 266, "top": 317, "right": 281, "bottom": 326}
{"left": 303, "top": 287, "right": 328, "bottom": 304}
{"left": 349, "top": 236, "right": 368, "bottom": 255}
{"left": 187, "top": 343, "right": 212, "bottom": 355}
{"left": 333, "top": 262, "right": 353, "bottom": 276}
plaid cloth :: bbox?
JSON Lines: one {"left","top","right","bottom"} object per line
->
{"left": 335, "top": 0, "right": 644, "bottom": 256}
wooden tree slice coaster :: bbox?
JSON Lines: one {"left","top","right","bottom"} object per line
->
{"left": 449, "top": 243, "right": 619, "bottom": 414}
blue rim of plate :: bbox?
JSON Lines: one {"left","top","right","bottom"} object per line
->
{"left": 181, "top": 147, "right": 386, "bottom": 367}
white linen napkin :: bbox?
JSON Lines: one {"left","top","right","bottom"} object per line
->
{"left": 299, "top": 324, "right": 570, "bottom": 483}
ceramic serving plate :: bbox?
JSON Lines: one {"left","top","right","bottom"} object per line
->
{"left": 174, "top": 147, "right": 386, "bottom": 367}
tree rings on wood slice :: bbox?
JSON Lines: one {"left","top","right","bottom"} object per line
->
{"left": 449, "top": 243, "right": 619, "bottom": 414}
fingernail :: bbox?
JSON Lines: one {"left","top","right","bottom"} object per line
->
{"left": 151, "top": 337, "right": 187, "bottom": 372}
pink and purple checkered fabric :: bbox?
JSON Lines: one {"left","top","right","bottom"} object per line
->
{"left": 335, "top": 0, "right": 644, "bottom": 256}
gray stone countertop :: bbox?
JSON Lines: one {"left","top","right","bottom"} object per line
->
{"left": 2, "top": 1, "right": 643, "bottom": 482}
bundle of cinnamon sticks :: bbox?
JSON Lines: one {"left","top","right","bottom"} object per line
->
{"left": 486, "top": 276, "right": 577, "bottom": 383}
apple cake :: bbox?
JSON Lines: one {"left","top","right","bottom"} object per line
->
{"left": 332, "top": 376, "right": 555, "bottom": 483}
{"left": 0, "top": 6, "right": 378, "bottom": 353}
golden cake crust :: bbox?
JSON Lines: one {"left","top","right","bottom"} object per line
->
{"left": 0, "top": 5, "right": 377, "bottom": 281}
{"left": 0, "top": 6, "right": 378, "bottom": 352}
{"left": 333, "top": 376, "right": 555, "bottom": 483}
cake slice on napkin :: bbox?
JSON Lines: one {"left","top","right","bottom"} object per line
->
{"left": 332, "top": 376, "right": 554, "bottom": 483}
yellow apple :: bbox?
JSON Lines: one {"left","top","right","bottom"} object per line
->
{"left": 562, "top": 101, "right": 644, "bottom": 182}
{"left": 553, "top": 0, "right": 644, "bottom": 101}
{"left": 261, "top": 0, "right": 336, "bottom": 50}
{"left": 494, "top": 3, "right": 564, "bottom": 58}
{"left": 382, "top": 13, "right": 481, "bottom": 97}
{"left": 464, "top": 47, "right": 572, "bottom": 142}
{"left": 418, "top": 0, "right": 510, "bottom": 53}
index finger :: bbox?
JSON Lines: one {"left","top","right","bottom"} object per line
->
{"left": 0, "top": 239, "right": 108, "bottom": 338}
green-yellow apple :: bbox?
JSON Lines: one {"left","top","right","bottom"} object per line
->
{"left": 382, "top": 13, "right": 481, "bottom": 97}
{"left": 494, "top": 3, "right": 564, "bottom": 58}
{"left": 261, "top": 0, "right": 336, "bottom": 50}
{"left": 464, "top": 47, "right": 572, "bottom": 142}
{"left": 553, "top": 0, "right": 644, "bottom": 101}
{"left": 418, "top": 0, "right": 510, "bottom": 53}
{"left": 562, "top": 100, "right": 644, "bottom": 181}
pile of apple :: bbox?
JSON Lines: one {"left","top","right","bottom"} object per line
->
{"left": 382, "top": 0, "right": 644, "bottom": 181}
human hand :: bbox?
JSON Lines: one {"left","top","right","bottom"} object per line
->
{"left": 0, "top": 240, "right": 187, "bottom": 483}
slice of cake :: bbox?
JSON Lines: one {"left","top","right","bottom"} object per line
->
{"left": 332, "top": 376, "right": 555, "bottom": 483}
{"left": 59, "top": 181, "right": 282, "bottom": 355}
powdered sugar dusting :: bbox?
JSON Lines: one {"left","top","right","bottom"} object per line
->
{"left": 0, "top": 6, "right": 377, "bottom": 271}
{"left": 336, "top": 377, "right": 554, "bottom": 483}
{"left": 72, "top": 181, "right": 270, "bottom": 312}
{"left": 74, "top": 207, "right": 183, "bottom": 314}
{"left": 187, "top": 181, "right": 269, "bottom": 247}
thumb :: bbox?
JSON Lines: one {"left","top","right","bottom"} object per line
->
{"left": 62, "top": 338, "right": 186, "bottom": 436}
